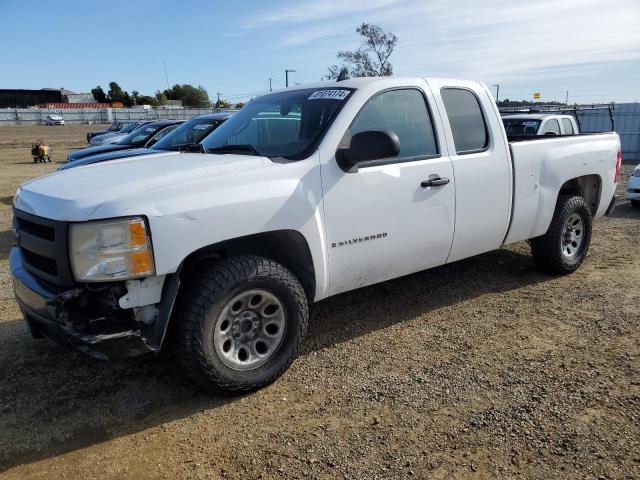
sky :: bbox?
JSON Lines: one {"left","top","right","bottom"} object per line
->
{"left": 2, "top": 0, "right": 640, "bottom": 104}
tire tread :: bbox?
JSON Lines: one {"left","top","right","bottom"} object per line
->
{"left": 530, "top": 195, "right": 592, "bottom": 275}
{"left": 173, "top": 255, "right": 308, "bottom": 394}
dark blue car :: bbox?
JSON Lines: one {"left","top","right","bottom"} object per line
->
{"left": 86, "top": 121, "right": 130, "bottom": 143}
{"left": 66, "top": 120, "right": 180, "bottom": 164}
{"left": 61, "top": 113, "right": 231, "bottom": 170}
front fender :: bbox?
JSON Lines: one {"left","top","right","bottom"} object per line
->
{"left": 128, "top": 155, "right": 329, "bottom": 300}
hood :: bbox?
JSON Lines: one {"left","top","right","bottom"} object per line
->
{"left": 15, "top": 152, "right": 271, "bottom": 221}
{"left": 101, "top": 133, "right": 127, "bottom": 144}
{"left": 68, "top": 143, "right": 132, "bottom": 161}
{"left": 90, "top": 131, "right": 121, "bottom": 144}
{"left": 63, "top": 143, "right": 149, "bottom": 166}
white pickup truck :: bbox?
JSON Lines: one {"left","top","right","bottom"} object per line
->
{"left": 502, "top": 113, "right": 579, "bottom": 136}
{"left": 10, "top": 77, "right": 621, "bottom": 393}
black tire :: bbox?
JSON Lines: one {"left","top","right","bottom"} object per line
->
{"left": 530, "top": 195, "right": 592, "bottom": 275}
{"left": 174, "top": 255, "right": 308, "bottom": 394}
{"left": 631, "top": 200, "right": 640, "bottom": 209}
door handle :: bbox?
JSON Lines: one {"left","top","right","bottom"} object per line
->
{"left": 421, "top": 176, "right": 450, "bottom": 188}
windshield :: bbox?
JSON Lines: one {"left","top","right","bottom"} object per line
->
{"left": 502, "top": 118, "right": 541, "bottom": 135}
{"left": 201, "top": 87, "right": 353, "bottom": 159}
{"left": 118, "top": 121, "right": 142, "bottom": 134}
{"left": 147, "top": 124, "right": 179, "bottom": 146}
{"left": 151, "top": 116, "right": 227, "bottom": 151}
{"left": 118, "top": 124, "right": 163, "bottom": 145}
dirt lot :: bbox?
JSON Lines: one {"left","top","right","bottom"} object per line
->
{"left": 0, "top": 125, "right": 638, "bottom": 479}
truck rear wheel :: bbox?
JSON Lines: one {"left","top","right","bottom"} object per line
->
{"left": 530, "top": 195, "right": 592, "bottom": 275}
{"left": 174, "top": 255, "right": 308, "bottom": 393}
{"left": 631, "top": 200, "right": 640, "bottom": 209}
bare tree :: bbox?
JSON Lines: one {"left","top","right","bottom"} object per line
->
{"left": 327, "top": 23, "right": 398, "bottom": 80}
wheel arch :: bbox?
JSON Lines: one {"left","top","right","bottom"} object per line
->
{"left": 557, "top": 174, "right": 602, "bottom": 215}
{"left": 177, "top": 229, "right": 317, "bottom": 301}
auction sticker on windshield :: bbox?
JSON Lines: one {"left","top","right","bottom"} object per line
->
{"left": 308, "top": 90, "right": 350, "bottom": 100}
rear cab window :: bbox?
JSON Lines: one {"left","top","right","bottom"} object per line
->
{"left": 441, "top": 88, "right": 489, "bottom": 154}
{"left": 561, "top": 118, "right": 575, "bottom": 135}
{"left": 502, "top": 118, "right": 541, "bottom": 135}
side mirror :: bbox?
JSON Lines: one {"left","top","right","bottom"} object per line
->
{"left": 336, "top": 129, "right": 400, "bottom": 172}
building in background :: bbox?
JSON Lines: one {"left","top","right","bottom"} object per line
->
{"left": 0, "top": 89, "right": 63, "bottom": 108}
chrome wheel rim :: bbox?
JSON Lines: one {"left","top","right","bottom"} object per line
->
{"left": 213, "top": 289, "right": 286, "bottom": 371}
{"left": 561, "top": 213, "right": 584, "bottom": 259}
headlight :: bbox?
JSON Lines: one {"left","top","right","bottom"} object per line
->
{"left": 633, "top": 166, "right": 640, "bottom": 177}
{"left": 70, "top": 217, "right": 155, "bottom": 282}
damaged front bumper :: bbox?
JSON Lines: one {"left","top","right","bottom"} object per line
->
{"left": 10, "top": 247, "right": 179, "bottom": 360}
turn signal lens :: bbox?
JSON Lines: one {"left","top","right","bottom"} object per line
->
{"left": 131, "top": 250, "right": 153, "bottom": 275}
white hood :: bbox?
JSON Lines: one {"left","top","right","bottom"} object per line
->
{"left": 15, "top": 152, "right": 270, "bottom": 221}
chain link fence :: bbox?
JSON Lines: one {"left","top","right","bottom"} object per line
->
{"left": 0, "top": 107, "right": 238, "bottom": 126}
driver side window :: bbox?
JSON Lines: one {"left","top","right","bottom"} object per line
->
{"left": 349, "top": 89, "right": 438, "bottom": 160}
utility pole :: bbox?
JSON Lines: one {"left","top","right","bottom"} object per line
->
{"left": 216, "top": 92, "right": 221, "bottom": 108}
{"left": 285, "top": 69, "right": 296, "bottom": 88}
{"left": 269, "top": 78, "right": 273, "bottom": 92}
{"left": 565, "top": 90, "right": 569, "bottom": 105}
{"left": 163, "top": 60, "right": 170, "bottom": 90}
{"left": 492, "top": 84, "right": 500, "bottom": 102}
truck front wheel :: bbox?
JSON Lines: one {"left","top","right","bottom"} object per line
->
{"left": 174, "top": 255, "right": 308, "bottom": 393}
{"left": 530, "top": 195, "right": 593, "bottom": 275}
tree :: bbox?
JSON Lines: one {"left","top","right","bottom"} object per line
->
{"left": 137, "top": 95, "right": 156, "bottom": 106}
{"left": 101, "top": 81, "right": 134, "bottom": 107}
{"left": 131, "top": 90, "right": 139, "bottom": 106}
{"left": 91, "top": 86, "right": 108, "bottom": 103}
{"left": 162, "top": 84, "right": 210, "bottom": 108}
{"left": 155, "top": 91, "right": 168, "bottom": 106}
{"left": 234, "top": 101, "right": 245, "bottom": 109}
{"left": 327, "top": 23, "right": 397, "bottom": 80}
{"left": 215, "top": 98, "right": 230, "bottom": 109}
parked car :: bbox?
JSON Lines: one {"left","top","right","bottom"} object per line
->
{"left": 87, "top": 121, "right": 132, "bottom": 143}
{"left": 60, "top": 113, "right": 230, "bottom": 170}
{"left": 89, "top": 120, "right": 155, "bottom": 146}
{"left": 44, "top": 114, "right": 64, "bottom": 126}
{"left": 148, "top": 113, "right": 232, "bottom": 151}
{"left": 625, "top": 164, "right": 640, "bottom": 208}
{"left": 502, "top": 114, "right": 579, "bottom": 136}
{"left": 64, "top": 120, "right": 181, "bottom": 165}
{"left": 10, "top": 77, "right": 620, "bottom": 394}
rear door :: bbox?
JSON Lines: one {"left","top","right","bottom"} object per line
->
{"left": 319, "top": 83, "right": 455, "bottom": 296}
{"left": 428, "top": 80, "right": 512, "bottom": 262}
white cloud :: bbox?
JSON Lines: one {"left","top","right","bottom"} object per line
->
{"left": 245, "top": 0, "right": 404, "bottom": 26}
{"left": 245, "top": 0, "right": 640, "bottom": 88}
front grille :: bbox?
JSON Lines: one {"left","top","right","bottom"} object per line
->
{"left": 628, "top": 188, "right": 640, "bottom": 194}
{"left": 22, "top": 249, "right": 58, "bottom": 276}
{"left": 16, "top": 217, "right": 55, "bottom": 241}
{"left": 13, "top": 208, "right": 74, "bottom": 286}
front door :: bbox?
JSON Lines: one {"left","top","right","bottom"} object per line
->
{"left": 320, "top": 86, "right": 456, "bottom": 296}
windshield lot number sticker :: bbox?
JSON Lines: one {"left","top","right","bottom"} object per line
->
{"left": 308, "top": 90, "right": 350, "bottom": 101}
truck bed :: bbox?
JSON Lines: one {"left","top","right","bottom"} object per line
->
{"left": 504, "top": 132, "right": 620, "bottom": 245}
{"left": 507, "top": 132, "right": 612, "bottom": 143}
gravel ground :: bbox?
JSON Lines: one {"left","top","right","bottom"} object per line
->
{"left": 0, "top": 125, "right": 638, "bottom": 479}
